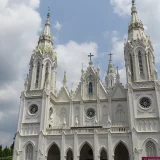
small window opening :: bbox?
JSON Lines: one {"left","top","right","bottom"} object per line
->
{"left": 89, "top": 82, "right": 93, "bottom": 93}
{"left": 35, "top": 61, "right": 40, "bottom": 88}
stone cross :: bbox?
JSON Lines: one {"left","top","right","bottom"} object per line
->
{"left": 88, "top": 53, "right": 94, "bottom": 62}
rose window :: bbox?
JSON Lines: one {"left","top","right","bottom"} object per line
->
{"left": 140, "top": 97, "right": 151, "bottom": 108}
{"left": 87, "top": 108, "right": 95, "bottom": 118}
{"left": 29, "top": 104, "right": 38, "bottom": 114}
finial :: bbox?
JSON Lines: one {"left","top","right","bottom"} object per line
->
{"left": 131, "top": 0, "right": 137, "bottom": 13}
{"left": 116, "top": 66, "right": 120, "bottom": 83}
{"left": 97, "top": 62, "right": 99, "bottom": 69}
{"left": 63, "top": 71, "right": 67, "bottom": 86}
{"left": 81, "top": 63, "right": 84, "bottom": 72}
{"left": 47, "top": 7, "right": 50, "bottom": 18}
{"left": 117, "top": 66, "right": 119, "bottom": 74}
{"left": 108, "top": 53, "right": 113, "bottom": 62}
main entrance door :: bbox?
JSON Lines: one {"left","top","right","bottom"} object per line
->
{"left": 47, "top": 144, "right": 60, "bottom": 160}
{"left": 80, "top": 143, "right": 93, "bottom": 160}
{"left": 114, "top": 142, "right": 129, "bottom": 160}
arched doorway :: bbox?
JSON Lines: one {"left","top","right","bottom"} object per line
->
{"left": 100, "top": 149, "right": 108, "bottom": 160}
{"left": 66, "top": 149, "right": 73, "bottom": 160}
{"left": 47, "top": 144, "right": 60, "bottom": 160}
{"left": 114, "top": 142, "right": 129, "bottom": 160}
{"left": 80, "top": 143, "right": 93, "bottom": 160}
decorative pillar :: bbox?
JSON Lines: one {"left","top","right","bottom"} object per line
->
{"left": 94, "top": 130, "right": 99, "bottom": 160}
{"left": 133, "top": 54, "right": 138, "bottom": 81}
{"left": 108, "top": 130, "right": 113, "bottom": 160}
{"left": 80, "top": 100, "right": 83, "bottom": 126}
{"left": 97, "top": 97, "right": 100, "bottom": 124}
{"left": 74, "top": 131, "right": 78, "bottom": 160}
{"left": 70, "top": 100, "right": 73, "bottom": 127}
{"left": 61, "top": 131, "right": 65, "bottom": 160}
{"left": 145, "top": 53, "right": 150, "bottom": 80}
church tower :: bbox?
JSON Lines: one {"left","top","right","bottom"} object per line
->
{"left": 124, "top": 0, "right": 158, "bottom": 82}
{"left": 26, "top": 11, "right": 57, "bottom": 93}
{"left": 105, "top": 54, "right": 116, "bottom": 89}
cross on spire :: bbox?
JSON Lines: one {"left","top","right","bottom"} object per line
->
{"left": 109, "top": 53, "right": 113, "bottom": 62}
{"left": 88, "top": 53, "right": 94, "bottom": 62}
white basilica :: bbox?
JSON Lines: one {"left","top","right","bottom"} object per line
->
{"left": 13, "top": 0, "right": 160, "bottom": 160}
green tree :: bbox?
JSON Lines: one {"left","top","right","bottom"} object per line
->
{"left": 0, "top": 145, "right": 2, "bottom": 157}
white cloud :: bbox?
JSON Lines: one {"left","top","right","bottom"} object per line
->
{"left": 110, "top": 0, "right": 131, "bottom": 16}
{"left": 29, "top": 0, "right": 40, "bottom": 9}
{"left": 0, "top": 132, "right": 13, "bottom": 147}
{"left": 0, "top": 0, "right": 41, "bottom": 146}
{"left": 55, "top": 41, "right": 98, "bottom": 90}
{"left": 54, "top": 21, "right": 62, "bottom": 31}
{"left": 110, "top": 0, "right": 160, "bottom": 64}
{"left": 110, "top": 0, "right": 160, "bottom": 79}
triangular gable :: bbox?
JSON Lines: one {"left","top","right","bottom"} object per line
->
{"left": 111, "top": 83, "right": 126, "bottom": 99}
{"left": 85, "top": 65, "right": 97, "bottom": 78}
{"left": 73, "top": 83, "right": 81, "bottom": 101}
{"left": 99, "top": 82, "right": 108, "bottom": 99}
{"left": 57, "top": 86, "right": 70, "bottom": 102}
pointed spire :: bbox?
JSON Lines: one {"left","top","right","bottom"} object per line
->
{"left": 105, "top": 53, "right": 116, "bottom": 89}
{"left": 128, "top": 0, "right": 145, "bottom": 41}
{"left": 81, "top": 63, "right": 84, "bottom": 74}
{"left": 116, "top": 67, "right": 120, "bottom": 83}
{"left": 107, "top": 53, "right": 115, "bottom": 74}
{"left": 24, "top": 74, "right": 29, "bottom": 91}
{"left": 43, "top": 7, "right": 51, "bottom": 36}
{"left": 63, "top": 71, "right": 67, "bottom": 86}
{"left": 37, "top": 9, "right": 54, "bottom": 53}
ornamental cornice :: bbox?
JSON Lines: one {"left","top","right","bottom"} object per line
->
{"left": 131, "top": 81, "right": 155, "bottom": 89}
{"left": 25, "top": 90, "right": 43, "bottom": 98}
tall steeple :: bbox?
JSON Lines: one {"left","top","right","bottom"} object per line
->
{"left": 124, "top": 0, "right": 158, "bottom": 83}
{"left": 36, "top": 9, "right": 55, "bottom": 56}
{"left": 128, "top": 0, "right": 146, "bottom": 41}
{"left": 27, "top": 10, "right": 57, "bottom": 92}
{"left": 105, "top": 53, "right": 116, "bottom": 89}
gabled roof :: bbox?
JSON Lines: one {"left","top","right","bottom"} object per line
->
{"left": 57, "top": 86, "right": 70, "bottom": 102}
{"left": 111, "top": 82, "right": 126, "bottom": 99}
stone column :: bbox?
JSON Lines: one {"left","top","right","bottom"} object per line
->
{"left": 61, "top": 132, "right": 65, "bottom": 160}
{"left": 108, "top": 130, "right": 113, "bottom": 160}
{"left": 80, "top": 100, "right": 84, "bottom": 126}
{"left": 74, "top": 131, "right": 78, "bottom": 160}
{"left": 145, "top": 53, "right": 150, "bottom": 79}
{"left": 70, "top": 100, "right": 73, "bottom": 127}
{"left": 94, "top": 130, "right": 99, "bottom": 160}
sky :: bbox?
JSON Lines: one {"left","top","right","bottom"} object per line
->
{"left": 0, "top": 0, "right": 160, "bottom": 146}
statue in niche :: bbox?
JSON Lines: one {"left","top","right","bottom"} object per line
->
{"left": 49, "top": 107, "right": 53, "bottom": 121}
{"left": 60, "top": 108, "right": 67, "bottom": 125}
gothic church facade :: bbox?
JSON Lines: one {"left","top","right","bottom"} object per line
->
{"left": 13, "top": 1, "right": 160, "bottom": 160}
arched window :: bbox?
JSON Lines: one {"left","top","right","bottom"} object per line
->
{"left": 146, "top": 141, "right": 157, "bottom": 156}
{"left": 89, "top": 82, "right": 93, "bottom": 93}
{"left": 66, "top": 149, "right": 73, "bottom": 160}
{"left": 138, "top": 51, "right": 144, "bottom": 77}
{"left": 45, "top": 62, "right": 49, "bottom": 81}
{"left": 130, "top": 54, "right": 134, "bottom": 81}
{"left": 116, "top": 108, "right": 125, "bottom": 124}
{"left": 25, "top": 143, "right": 33, "bottom": 160}
{"left": 35, "top": 61, "right": 40, "bottom": 87}
{"left": 100, "top": 148, "right": 108, "bottom": 160}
